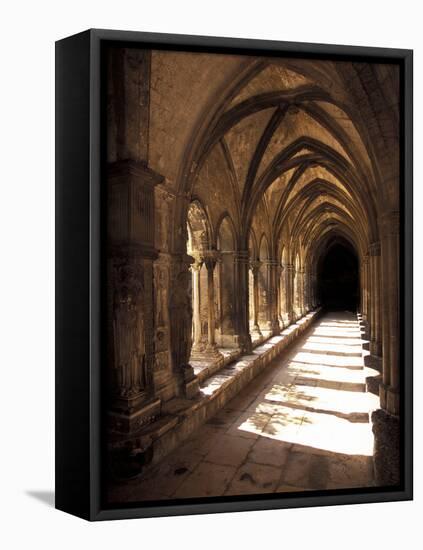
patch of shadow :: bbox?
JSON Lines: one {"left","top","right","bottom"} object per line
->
{"left": 174, "top": 467, "right": 188, "bottom": 476}
{"left": 308, "top": 456, "right": 329, "bottom": 490}
{"left": 240, "top": 472, "right": 256, "bottom": 485}
{"left": 207, "top": 417, "right": 226, "bottom": 426}
{"left": 26, "top": 490, "right": 55, "bottom": 508}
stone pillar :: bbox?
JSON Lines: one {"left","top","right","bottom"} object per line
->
{"left": 362, "top": 255, "right": 369, "bottom": 322}
{"left": 268, "top": 259, "right": 281, "bottom": 334}
{"left": 107, "top": 161, "right": 163, "bottom": 433}
{"left": 107, "top": 48, "right": 151, "bottom": 164}
{"left": 293, "top": 266, "right": 302, "bottom": 319}
{"left": 310, "top": 270, "right": 317, "bottom": 309}
{"left": 379, "top": 212, "right": 400, "bottom": 416}
{"left": 298, "top": 268, "right": 306, "bottom": 316}
{"left": 190, "top": 259, "right": 204, "bottom": 355}
{"left": 202, "top": 250, "right": 223, "bottom": 359}
{"left": 303, "top": 269, "right": 310, "bottom": 312}
{"left": 218, "top": 251, "right": 237, "bottom": 347}
{"left": 284, "top": 264, "right": 294, "bottom": 324}
{"left": 249, "top": 261, "right": 262, "bottom": 335}
{"left": 234, "top": 251, "right": 252, "bottom": 353}
{"left": 169, "top": 253, "right": 199, "bottom": 399}
{"left": 277, "top": 263, "right": 285, "bottom": 327}
{"left": 259, "top": 259, "right": 274, "bottom": 334}
{"left": 369, "top": 242, "right": 382, "bottom": 357}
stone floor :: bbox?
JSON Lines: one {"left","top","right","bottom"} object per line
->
{"left": 109, "top": 311, "right": 381, "bottom": 502}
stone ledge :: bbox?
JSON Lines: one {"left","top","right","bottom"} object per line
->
{"left": 191, "top": 348, "right": 241, "bottom": 384}
{"left": 109, "top": 309, "right": 321, "bottom": 478}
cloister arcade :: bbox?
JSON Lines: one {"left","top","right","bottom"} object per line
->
{"left": 105, "top": 46, "right": 401, "bottom": 495}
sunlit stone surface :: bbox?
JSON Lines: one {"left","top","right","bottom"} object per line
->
{"left": 109, "top": 312, "right": 381, "bottom": 502}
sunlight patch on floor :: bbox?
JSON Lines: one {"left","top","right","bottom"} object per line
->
{"left": 291, "top": 351, "right": 363, "bottom": 368}
{"left": 235, "top": 313, "right": 379, "bottom": 456}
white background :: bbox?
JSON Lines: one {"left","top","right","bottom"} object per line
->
{"left": 0, "top": 0, "right": 420, "bottom": 548}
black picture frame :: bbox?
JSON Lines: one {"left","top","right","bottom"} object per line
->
{"left": 55, "top": 28, "right": 413, "bottom": 521}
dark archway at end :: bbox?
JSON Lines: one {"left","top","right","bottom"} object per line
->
{"left": 317, "top": 240, "right": 359, "bottom": 311}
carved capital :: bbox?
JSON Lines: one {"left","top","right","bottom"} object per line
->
{"left": 202, "top": 249, "right": 221, "bottom": 271}
{"left": 233, "top": 250, "right": 250, "bottom": 265}
{"left": 249, "top": 260, "right": 261, "bottom": 275}
{"left": 108, "top": 160, "right": 164, "bottom": 256}
{"left": 190, "top": 261, "right": 202, "bottom": 273}
{"left": 264, "top": 258, "right": 279, "bottom": 268}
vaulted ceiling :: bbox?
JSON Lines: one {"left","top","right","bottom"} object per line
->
{"left": 149, "top": 52, "right": 399, "bottom": 266}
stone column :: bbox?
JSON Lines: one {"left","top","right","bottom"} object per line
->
{"left": 277, "top": 263, "right": 285, "bottom": 327}
{"left": 361, "top": 259, "right": 365, "bottom": 318}
{"left": 362, "top": 255, "right": 369, "bottom": 322}
{"left": 369, "top": 242, "right": 382, "bottom": 357}
{"left": 218, "top": 251, "right": 237, "bottom": 347}
{"left": 310, "top": 270, "right": 317, "bottom": 309}
{"left": 190, "top": 259, "right": 204, "bottom": 355}
{"left": 293, "top": 267, "right": 302, "bottom": 319}
{"left": 259, "top": 259, "right": 275, "bottom": 334}
{"left": 303, "top": 269, "right": 310, "bottom": 313}
{"left": 379, "top": 212, "right": 400, "bottom": 416}
{"left": 107, "top": 161, "right": 163, "bottom": 433}
{"left": 203, "top": 250, "right": 223, "bottom": 359}
{"left": 298, "top": 268, "right": 305, "bottom": 316}
{"left": 234, "top": 251, "right": 252, "bottom": 353}
{"left": 284, "top": 264, "right": 294, "bottom": 324}
{"left": 269, "top": 259, "right": 282, "bottom": 333}
{"left": 249, "top": 261, "right": 262, "bottom": 335}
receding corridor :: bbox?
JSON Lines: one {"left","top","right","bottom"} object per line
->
{"left": 110, "top": 311, "right": 380, "bottom": 502}
{"left": 104, "top": 50, "right": 401, "bottom": 500}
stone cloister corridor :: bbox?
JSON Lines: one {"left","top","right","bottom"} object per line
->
{"left": 109, "top": 312, "right": 379, "bottom": 501}
{"left": 105, "top": 47, "right": 401, "bottom": 502}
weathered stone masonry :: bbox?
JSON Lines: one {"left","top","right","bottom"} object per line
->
{"left": 105, "top": 47, "right": 401, "bottom": 485}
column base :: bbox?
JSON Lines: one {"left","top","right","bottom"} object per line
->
{"left": 251, "top": 324, "right": 262, "bottom": 336}
{"left": 234, "top": 333, "right": 252, "bottom": 354}
{"left": 190, "top": 343, "right": 206, "bottom": 361}
{"left": 366, "top": 374, "right": 382, "bottom": 396}
{"left": 185, "top": 377, "right": 200, "bottom": 399}
{"left": 370, "top": 340, "right": 382, "bottom": 357}
{"left": 192, "top": 344, "right": 223, "bottom": 362}
{"left": 379, "top": 383, "right": 400, "bottom": 416}
{"left": 371, "top": 408, "right": 400, "bottom": 486}
{"left": 217, "top": 333, "right": 240, "bottom": 349}
{"left": 271, "top": 319, "right": 281, "bottom": 335}
{"left": 108, "top": 397, "right": 161, "bottom": 434}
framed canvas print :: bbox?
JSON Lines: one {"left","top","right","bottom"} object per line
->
{"left": 55, "top": 29, "right": 413, "bottom": 521}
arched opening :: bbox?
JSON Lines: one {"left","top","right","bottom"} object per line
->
{"left": 279, "top": 245, "right": 287, "bottom": 326}
{"left": 293, "top": 253, "right": 302, "bottom": 319}
{"left": 104, "top": 46, "right": 402, "bottom": 499}
{"left": 248, "top": 230, "right": 261, "bottom": 338}
{"left": 187, "top": 201, "right": 210, "bottom": 357}
{"left": 258, "top": 235, "right": 271, "bottom": 334}
{"left": 317, "top": 241, "right": 359, "bottom": 311}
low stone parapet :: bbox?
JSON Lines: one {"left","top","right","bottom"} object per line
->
{"left": 109, "top": 309, "right": 321, "bottom": 479}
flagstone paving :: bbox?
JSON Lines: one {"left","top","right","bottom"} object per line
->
{"left": 110, "top": 311, "right": 380, "bottom": 502}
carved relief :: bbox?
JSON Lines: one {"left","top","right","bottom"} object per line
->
{"left": 155, "top": 190, "right": 174, "bottom": 251}
{"left": 169, "top": 267, "right": 193, "bottom": 375}
{"left": 155, "top": 264, "right": 169, "bottom": 329}
{"left": 112, "top": 262, "right": 146, "bottom": 398}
